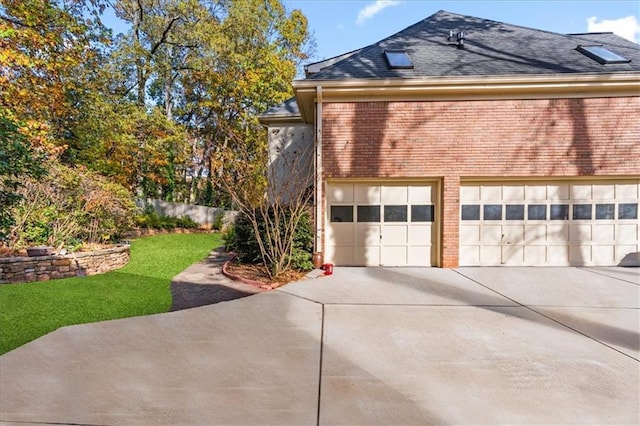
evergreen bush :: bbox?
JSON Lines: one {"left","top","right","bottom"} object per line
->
{"left": 231, "top": 208, "right": 313, "bottom": 272}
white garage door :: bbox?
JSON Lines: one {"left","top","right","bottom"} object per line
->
{"left": 325, "top": 182, "right": 436, "bottom": 266}
{"left": 459, "top": 181, "right": 640, "bottom": 266}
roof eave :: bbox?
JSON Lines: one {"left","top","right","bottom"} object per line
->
{"left": 257, "top": 113, "right": 304, "bottom": 125}
{"left": 292, "top": 73, "right": 640, "bottom": 123}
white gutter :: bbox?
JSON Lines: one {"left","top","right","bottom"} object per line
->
{"left": 314, "top": 86, "right": 323, "bottom": 257}
{"left": 293, "top": 72, "right": 640, "bottom": 90}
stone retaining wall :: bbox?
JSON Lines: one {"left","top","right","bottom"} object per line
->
{"left": 0, "top": 245, "right": 130, "bottom": 284}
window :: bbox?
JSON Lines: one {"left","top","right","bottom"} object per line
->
{"left": 331, "top": 206, "right": 353, "bottom": 222}
{"left": 527, "top": 204, "right": 547, "bottom": 220}
{"left": 357, "top": 205, "right": 380, "bottom": 222}
{"left": 506, "top": 205, "right": 524, "bottom": 220}
{"left": 577, "top": 45, "right": 630, "bottom": 65}
{"left": 595, "top": 204, "right": 615, "bottom": 220}
{"left": 384, "top": 50, "right": 413, "bottom": 69}
{"left": 412, "top": 205, "right": 434, "bottom": 222}
{"left": 573, "top": 204, "right": 592, "bottom": 220}
{"left": 461, "top": 205, "right": 480, "bottom": 220}
{"left": 619, "top": 203, "right": 638, "bottom": 220}
{"left": 483, "top": 204, "right": 502, "bottom": 220}
{"left": 550, "top": 204, "right": 569, "bottom": 220}
{"left": 384, "top": 205, "right": 407, "bottom": 222}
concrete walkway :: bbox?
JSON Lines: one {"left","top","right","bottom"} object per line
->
{"left": 1, "top": 261, "right": 638, "bottom": 425}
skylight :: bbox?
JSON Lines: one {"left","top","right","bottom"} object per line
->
{"left": 384, "top": 50, "right": 413, "bottom": 69}
{"left": 577, "top": 45, "right": 630, "bottom": 65}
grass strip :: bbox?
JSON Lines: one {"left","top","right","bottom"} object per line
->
{"left": 0, "top": 233, "right": 222, "bottom": 354}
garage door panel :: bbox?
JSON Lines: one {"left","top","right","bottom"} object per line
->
{"left": 327, "top": 184, "right": 354, "bottom": 203}
{"left": 408, "top": 246, "right": 432, "bottom": 266}
{"left": 547, "top": 224, "right": 569, "bottom": 243}
{"left": 524, "top": 245, "right": 546, "bottom": 265}
{"left": 525, "top": 185, "right": 547, "bottom": 201}
{"left": 503, "top": 225, "right": 524, "bottom": 244}
{"left": 503, "top": 185, "right": 524, "bottom": 201}
{"left": 617, "top": 224, "right": 638, "bottom": 243}
{"left": 460, "top": 225, "right": 480, "bottom": 244}
{"left": 547, "top": 246, "right": 569, "bottom": 265}
{"left": 570, "top": 245, "right": 591, "bottom": 264}
{"left": 616, "top": 183, "right": 638, "bottom": 199}
{"left": 355, "top": 246, "right": 380, "bottom": 266}
{"left": 548, "top": 184, "right": 569, "bottom": 201}
{"left": 570, "top": 224, "right": 592, "bottom": 242}
{"left": 525, "top": 224, "right": 546, "bottom": 245}
{"left": 593, "top": 184, "right": 614, "bottom": 200}
{"left": 327, "top": 246, "right": 354, "bottom": 266}
{"left": 409, "top": 186, "right": 433, "bottom": 203}
{"left": 592, "top": 245, "right": 615, "bottom": 264}
{"left": 326, "top": 223, "right": 354, "bottom": 245}
{"left": 460, "top": 245, "right": 480, "bottom": 265}
{"left": 381, "top": 246, "right": 407, "bottom": 266}
{"left": 502, "top": 245, "right": 524, "bottom": 265}
{"left": 356, "top": 224, "right": 381, "bottom": 246}
{"left": 382, "top": 225, "right": 407, "bottom": 245}
{"left": 460, "top": 185, "right": 480, "bottom": 202}
{"left": 480, "top": 246, "right": 501, "bottom": 264}
{"left": 481, "top": 185, "right": 502, "bottom": 202}
{"left": 481, "top": 225, "right": 502, "bottom": 244}
{"left": 408, "top": 224, "right": 433, "bottom": 245}
{"left": 593, "top": 224, "right": 614, "bottom": 243}
{"left": 381, "top": 186, "right": 408, "bottom": 204}
{"left": 355, "top": 185, "right": 380, "bottom": 203}
{"left": 571, "top": 184, "right": 592, "bottom": 200}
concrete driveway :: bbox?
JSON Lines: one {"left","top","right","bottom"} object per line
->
{"left": 1, "top": 266, "right": 638, "bottom": 425}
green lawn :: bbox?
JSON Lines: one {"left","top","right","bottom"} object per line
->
{"left": 0, "top": 233, "right": 222, "bottom": 355}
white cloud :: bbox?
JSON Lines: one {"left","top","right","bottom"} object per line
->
{"left": 587, "top": 15, "right": 640, "bottom": 43}
{"left": 356, "top": 0, "right": 403, "bottom": 26}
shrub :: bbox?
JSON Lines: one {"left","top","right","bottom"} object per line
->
{"left": 212, "top": 211, "right": 225, "bottom": 231}
{"left": 135, "top": 209, "right": 198, "bottom": 230}
{"left": 175, "top": 216, "right": 198, "bottom": 229}
{"left": 231, "top": 208, "right": 314, "bottom": 272}
{"left": 0, "top": 112, "right": 46, "bottom": 242}
{"left": 221, "top": 223, "right": 235, "bottom": 251}
{"left": 9, "top": 162, "right": 136, "bottom": 249}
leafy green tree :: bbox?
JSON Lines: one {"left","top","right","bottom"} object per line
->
{"left": 110, "top": 0, "right": 312, "bottom": 202}
{"left": 0, "top": 111, "right": 45, "bottom": 242}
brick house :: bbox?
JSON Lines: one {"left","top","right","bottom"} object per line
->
{"left": 260, "top": 10, "right": 640, "bottom": 267}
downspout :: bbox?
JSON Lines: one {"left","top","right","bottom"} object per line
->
{"left": 314, "top": 86, "right": 324, "bottom": 264}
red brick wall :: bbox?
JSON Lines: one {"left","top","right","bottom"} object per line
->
{"left": 321, "top": 97, "right": 640, "bottom": 266}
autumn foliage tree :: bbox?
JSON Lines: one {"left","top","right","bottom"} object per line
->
{"left": 0, "top": 0, "right": 110, "bottom": 153}
{"left": 1, "top": 0, "right": 313, "bottom": 249}
{"left": 110, "top": 0, "right": 312, "bottom": 202}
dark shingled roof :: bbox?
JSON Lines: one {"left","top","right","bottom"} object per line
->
{"left": 306, "top": 10, "right": 640, "bottom": 80}
{"left": 260, "top": 96, "right": 300, "bottom": 119}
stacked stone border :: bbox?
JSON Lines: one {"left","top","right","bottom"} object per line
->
{"left": 0, "top": 245, "right": 130, "bottom": 284}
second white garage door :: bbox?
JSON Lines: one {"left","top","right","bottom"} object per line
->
{"left": 459, "top": 180, "right": 640, "bottom": 266}
{"left": 325, "top": 182, "right": 437, "bottom": 266}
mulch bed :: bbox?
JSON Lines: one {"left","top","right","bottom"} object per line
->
{"left": 224, "top": 261, "right": 307, "bottom": 287}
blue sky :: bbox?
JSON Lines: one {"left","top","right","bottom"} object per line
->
{"left": 285, "top": 0, "right": 640, "bottom": 61}
{"left": 103, "top": 1, "right": 640, "bottom": 62}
